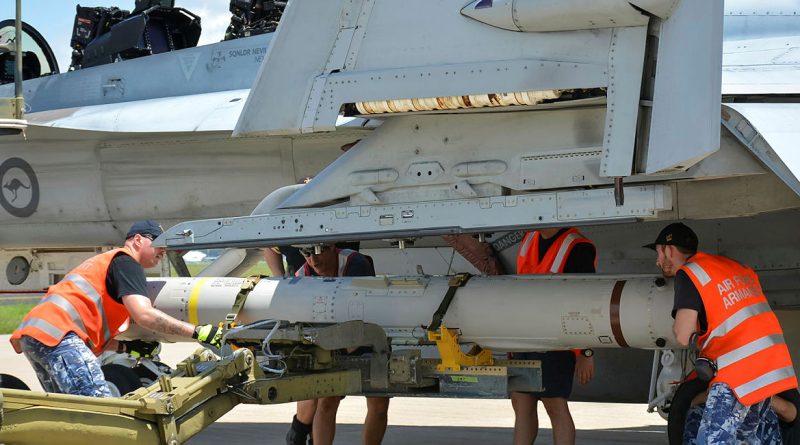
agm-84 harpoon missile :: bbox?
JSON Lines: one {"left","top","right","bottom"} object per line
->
{"left": 134, "top": 274, "right": 678, "bottom": 351}
{"left": 460, "top": 0, "right": 679, "bottom": 32}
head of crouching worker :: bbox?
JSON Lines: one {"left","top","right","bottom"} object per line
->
{"left": 297, "top": 244, "right": 338, "bottom": 277}
{"left": 295, "top": 243, "right": 374, "bottom": 278}
{"left": 645, "top": 222, "right": 698, "bottom": 278}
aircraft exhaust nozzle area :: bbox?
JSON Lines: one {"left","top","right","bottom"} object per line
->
{"left": 139, "top": 275, "right": 678, "bottom": 351}
{"left": 460, "top": 0, "right": 680, "bottom": 32}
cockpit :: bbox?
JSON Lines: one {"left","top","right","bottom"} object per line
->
{"left": 0, "top": 19, "right": 59, "bottom": 84}
{"left": 0, "top": 0, "right": 285, "bottom": 85}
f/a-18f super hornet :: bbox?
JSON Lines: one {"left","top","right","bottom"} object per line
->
{"left": 1, "top": 0, "right": 800, "bottom": 444}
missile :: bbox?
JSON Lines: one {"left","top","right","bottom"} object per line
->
{"left": 460, "top": 0, "right": 679, "bottom": 33}
{"left": 137, "top": 274, "right": 678, "bottom": 351}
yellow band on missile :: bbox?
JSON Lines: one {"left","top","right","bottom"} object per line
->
{"left": 188, "top": 277, "right": 211, "bottom": 325}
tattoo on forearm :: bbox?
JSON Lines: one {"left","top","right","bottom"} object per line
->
{"left": 152, "top": 311, "right": 190, "bottom": 336}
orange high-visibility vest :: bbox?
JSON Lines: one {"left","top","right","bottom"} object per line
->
{"left": 296, "top": 249, "right": 363, "bottom": 277}
{"left": 10, "top": 248, "right": 135, "bottom": 355}
{"left": 681, "top": 252, "right": 797, "bottom": 405}
{"left": 517, "top": 228, "right": 595, "bottom": 274}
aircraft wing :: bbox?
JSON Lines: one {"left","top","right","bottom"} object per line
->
{"left": 23, "top": 90, "right": 251, "bottom": 133}
{"left": 20, "top": 90, "right": 376, "bottom": 134}
{"left": 722, "top": 103, "right": 800, "bottom": 196}
{"left": 722, "top": 35, "right": 800, "bottom": 95}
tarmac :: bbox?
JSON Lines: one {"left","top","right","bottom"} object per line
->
{"left": 0, "top": 335, "right": 668, "bottom": 444}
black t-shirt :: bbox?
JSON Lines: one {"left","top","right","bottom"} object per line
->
{"left": 105, "top": 253, "right": 147, "bottom": 304}
{"left": 537, "top": 228, "right": 596, "bottom": 273}
{"left": 671, "top": 269, "right": 708, "bottom": 333}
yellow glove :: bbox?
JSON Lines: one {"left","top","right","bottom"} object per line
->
{"left": 193, "top": 324, "right": 223, "bottom": 348}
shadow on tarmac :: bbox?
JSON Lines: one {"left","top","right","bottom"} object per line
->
{"left": 188, "top": 423, "right": 667, "bottom": 444}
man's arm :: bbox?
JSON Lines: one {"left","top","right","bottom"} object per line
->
{"left": 575, "top": 355, "right": 594, "bottom": 385}
{"left": 122, "top": 294, "right": 195, "bottom": 337}
{"left": 772, "top": 395, "right": 799, "bottom": 424}
{"left": 673, "top": 308, "right": 699, "bottom": 347}
{"left": 264, "top": 248, "right": 286, "bottom": 277}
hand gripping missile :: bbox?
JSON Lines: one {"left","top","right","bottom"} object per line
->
{"left": 135, "top": 274, "right": 677, "bottom": 351}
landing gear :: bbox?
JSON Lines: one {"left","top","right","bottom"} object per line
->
{"left": 666, "top": 378, "right": 708, "bottom": 445}
{"left": 0, "top": 373, "right": 30, "bottom": 390}
{"left": 101, "top": 364, "right": 143, "bottom": 397}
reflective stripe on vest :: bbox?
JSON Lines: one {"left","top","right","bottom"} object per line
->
{"left": 735, "top": 366, "right": 797, "bottom": 401}
{"left": 517, "top": 229, "right": 593, "bottom": 275}
{"left": 717, "top": 334, "right": 786, "bottom": 370}
{"left": 63, "top": 273, "right": 112, "bottom": 345}
{"left": 13, "top": 294, "right": 97, "bottom": 351}
{"left": 550, "top": 233, "right": 581, "bottom": 273}
{"left": 700, "top": 302, "right": 772, "bottom": 350}
{"left": 684, "top": 262, "right": 711, "bottom": 286}
{"left": 518, "top": 233, "right": 535, "bottom": 258}
{"left": 39, "top": 294, "right": 92, "bottom": 345}
{"left": 15, "top": 318, "right": 64, "bottom": 342}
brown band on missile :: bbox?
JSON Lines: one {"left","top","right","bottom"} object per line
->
{"left": 610, "top": 280, "right": 629, "bottom": 348}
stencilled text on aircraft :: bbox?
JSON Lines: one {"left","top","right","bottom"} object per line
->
{"left": 228, "top": 47, "right": 269, "bottom": 63}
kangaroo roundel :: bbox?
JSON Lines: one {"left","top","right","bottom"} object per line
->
{"left": 0, "top": 157, "right": 40, "bottom": 218}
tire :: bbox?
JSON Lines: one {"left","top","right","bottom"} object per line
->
{"left": 0, "top": 373, "right": 30, "bottom": 390}
{"left": 101, "top": 364, "right": 144, "bottom": 397}
{"left": 667, "top": 378, "right": 709, "bottom": 445}
{"left": 132, "top": 363, "right": 159, "bottom": 387}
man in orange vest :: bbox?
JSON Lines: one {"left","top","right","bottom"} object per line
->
{"left": 10, "top": 220, "right": 223, "bottom": 397}
{"left": 513, "top": 227, "right": 596, "bottom": 445}
{"left": 645, "top": 222, "right": 796, "bottom": 443}
{"left": 286, "top": 243, "right": 390, "bottom": 445}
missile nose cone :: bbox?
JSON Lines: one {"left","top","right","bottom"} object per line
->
{"left": 460, "top": 0, "right": 519, "bottom": 32}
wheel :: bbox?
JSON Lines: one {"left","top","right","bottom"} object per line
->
{"left": 667, "top": 378, "right": 709, "bottom": 445}
{"left": 101, "top": 364, "right": 144, "bottom": 397}
{"left": 132, "top": 362, "right": 161, "bottom": 387}
{"left": 0, "top": 373, "right": 30, "bottom": 390}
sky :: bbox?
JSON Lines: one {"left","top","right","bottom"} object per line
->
{"left": 0, "top": 0, "right": 231, "bottom": 71}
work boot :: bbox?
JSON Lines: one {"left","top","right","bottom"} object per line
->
{"left": 286, "top": 415, "right": 312, "bottom": 445}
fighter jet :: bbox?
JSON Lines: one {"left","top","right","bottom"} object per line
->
{"left": 1, "top": 0, "right": 799, "bottom": 439}
{"left": 156, "top": 0, "right": 800, "bottom": 430}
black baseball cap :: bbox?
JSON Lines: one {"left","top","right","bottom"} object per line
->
{"left": 643, "top": 222, "right": 698, "bottom": 251}
{"left": 126, "top": 220, "right": 164, "bottom": 240}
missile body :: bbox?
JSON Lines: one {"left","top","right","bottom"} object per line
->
{"left": 460, "top": 0, "right": 679, "bottom": 32}
{"left": 142, "top": 274, "right": 677, "bottom": 351}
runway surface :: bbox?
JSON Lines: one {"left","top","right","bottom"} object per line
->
{"left": 0, "top": 336, "right": 668, "bottom": 444}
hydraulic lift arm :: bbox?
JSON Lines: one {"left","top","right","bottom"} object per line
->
{"left": 0, "top": 346, "right": 360, "bottom": 445}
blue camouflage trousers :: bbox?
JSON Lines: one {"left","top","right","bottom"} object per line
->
{"left": 19, "top": 332, "right": 111, "bottom": 397}
{"left": 683, "top": 382, "right": 781, "bottom": 445}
